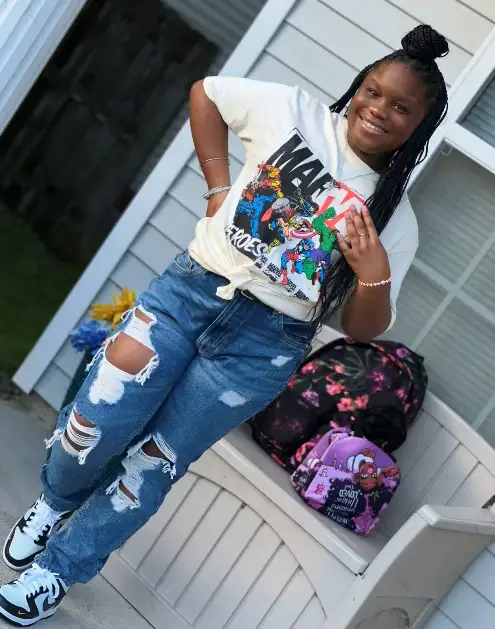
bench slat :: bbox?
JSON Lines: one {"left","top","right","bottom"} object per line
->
{"left": 380, "top": 426, "right": 459, "bottom": 535}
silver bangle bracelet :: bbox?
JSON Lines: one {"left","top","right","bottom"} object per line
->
{"left": 203, "top": 185, "right": 231, "bottom": 200}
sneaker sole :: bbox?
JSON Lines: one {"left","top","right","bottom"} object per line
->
{"left": 0, "top": 605, "right": 57, "bottom": 627}
{"left": 2, "top": 518, "right": 69, "bottom": 572}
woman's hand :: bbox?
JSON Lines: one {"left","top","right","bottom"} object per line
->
{"left": 337, "top": 207, "right": 390, "bottom": 283}
{"left": 338, "top": 207, "right": 392, "bottom": 342}
{"left": 206, "top": 190, "right": 230, "bottom": 218}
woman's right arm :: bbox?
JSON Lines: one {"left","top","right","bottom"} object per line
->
{"left": 190, "top": 80, "right": 231, "bottom": 217}
{"left": 189, "top": 76, "right": 295, "bottom": 216}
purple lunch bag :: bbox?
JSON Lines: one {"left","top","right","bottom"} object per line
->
{"left": 291, "top": 427, "right": 400, "bottom": 535}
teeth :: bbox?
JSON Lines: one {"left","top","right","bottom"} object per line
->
{"left": 362, "top": 120, "right": 385, "bottom": 134}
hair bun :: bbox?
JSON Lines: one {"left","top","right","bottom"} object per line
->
{"left": 401, "top": 25, "right": 449, "bottom": 64}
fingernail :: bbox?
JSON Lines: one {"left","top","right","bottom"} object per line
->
{"left": 363, "top": 207, "right": 369, "bottom": 213}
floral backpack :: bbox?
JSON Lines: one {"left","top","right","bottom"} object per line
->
{"left": 250, "top": 338, "right": 428, "bottom": 472}
{"left": 291, "top": 423, "right": 401, "bottom": 535}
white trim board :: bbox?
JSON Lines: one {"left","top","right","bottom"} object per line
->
{"left": 13, "top": 0, "right": 299, "bottom": 392}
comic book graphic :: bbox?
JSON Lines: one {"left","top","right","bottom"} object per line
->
{"left": 225, "top": 130, "right": 367, "bottom": 302}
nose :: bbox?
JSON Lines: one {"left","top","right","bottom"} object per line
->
{"left": 368, "top": 99, "right": 387, "bottom": 120}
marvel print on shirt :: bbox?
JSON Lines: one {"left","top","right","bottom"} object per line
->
{"left": 225, "top": 129, "right": 368, "bottom": 302}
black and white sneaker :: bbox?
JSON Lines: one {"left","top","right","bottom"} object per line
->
{"left": 3, "top": 496, "right": 72, "bottom": 571}
{"left": 0, "top": 564, "right": 68, "bottom": 626}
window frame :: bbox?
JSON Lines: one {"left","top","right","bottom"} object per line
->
{"left": 411, "top": 29, "right": 495, "bottom": 433}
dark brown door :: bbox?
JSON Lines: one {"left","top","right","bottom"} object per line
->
{"left": 0, "top": 0, "right": 217, "bottom": 266}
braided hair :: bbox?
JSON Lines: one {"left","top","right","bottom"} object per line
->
{"left": 315, "top": 24, "right": 449, "bottom": 327}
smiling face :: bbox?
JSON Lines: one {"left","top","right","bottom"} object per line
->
{"left": 357, "top": 463, "right": 380, "bottom": 492}
{"left": 347, "top": 61, "right": 429, "bottom": 170}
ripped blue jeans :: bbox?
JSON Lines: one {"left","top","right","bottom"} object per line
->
{"left": 36, "top": 250, "right": 315, "bottom": 585}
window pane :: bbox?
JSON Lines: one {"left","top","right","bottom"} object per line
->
{"left": 382, "top": 267, "right": 446, "bottom": 346}
{"left": 463, "top": 74, "right": 495, "bottom": 147}
{"left": 417, "top": 298, "right": 495, "bottom": 424}
{"left": 479, "top": 411, "right": 495, "bottom": 449}
{"left": 462, "top": 241, "right": 495, "bottom": 312}
{"left": 410, "top": 148, "right": 495, "bottom": 283}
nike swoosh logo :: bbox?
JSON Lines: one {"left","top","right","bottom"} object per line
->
{"left": 42, "top": 595, "right": 59, "bottom": 612}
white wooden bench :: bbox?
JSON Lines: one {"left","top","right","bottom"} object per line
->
{"left": 102, "top": 327, "right": 495, "bottom": 629}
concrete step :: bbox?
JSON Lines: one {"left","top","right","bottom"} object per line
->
{"left": 0, "top": 400, "right": 152, "bottom": 629}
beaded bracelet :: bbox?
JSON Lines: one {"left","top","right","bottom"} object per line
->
{"left": 358, "top": 275, "right": 393, "bottom": 288}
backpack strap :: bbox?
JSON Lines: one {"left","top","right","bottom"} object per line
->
{"left": 302, "top": 337, "right": 349, "bottom": 365}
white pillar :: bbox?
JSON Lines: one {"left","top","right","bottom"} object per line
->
{"left": 0, "top": 0, "right": 86, "bottom": 135}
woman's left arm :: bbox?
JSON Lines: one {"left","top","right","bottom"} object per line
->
{"left": 338, "top": 208, "right": 414, "bottom": 342}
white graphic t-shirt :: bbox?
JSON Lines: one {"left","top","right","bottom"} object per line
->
{"left": 189, "top": 77, "right": 418, "bottom": 324}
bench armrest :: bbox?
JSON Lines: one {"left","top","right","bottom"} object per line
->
{"left": 418, "top": 505, "right": 495, "bottom": 535}
{"left": 328, "top": 505, "right": 495, "bottom": 628}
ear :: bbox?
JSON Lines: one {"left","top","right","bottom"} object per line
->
{"left": 362, "top": 448, "right": 376, "bottom": 460}
{"left": 383, "top": 465, "right": 399, "bottom": 477}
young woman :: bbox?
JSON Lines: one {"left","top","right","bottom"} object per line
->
{"left": 0, "top": 24, "right": 448, "bottom": 625}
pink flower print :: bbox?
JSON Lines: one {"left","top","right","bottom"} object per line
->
{"left": 337, "top": 397, "right": 354, "bottom": 412}
{"left": 326, "top": 382, "right": 345, "bottom": 396}
{"left": 325, "top": 374, "right": 336, "bottom": 384}
{"left": 301, "top": 361, "right": 318, "bottom": 375}
{"left": 372, "top": 370, "right": 386, "bottom": 383}
{"left": 354, "top": 394, "right": 369, "bottom": 409}
{"left": 333, "top": 363, "right": 345, "bottom": 374}
{"left": 396, "top": 347, "right": 410, "bottom": 358}
{"left": 302, "top": 390, "right": 320, "bottom": 407}
{"left": 404, "top": 403, "right": 411, "bottom": 414}
{"left": 288, "top": 375, "right": 297, "bottom": 389}
{"left": 381, "top": 356, "right": 390, "bottom": 365}
{"left": 288, "top": 419, "right": 303, "bottom": 434}
{"left": 330, "top": 420, "right": 340, "bottom": 429}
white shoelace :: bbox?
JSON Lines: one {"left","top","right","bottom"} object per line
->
{"left": 15, "top": 565, "right": 62, "bottom": 600}
{"left": 24, "top": 501, "right": 62, "bottom": 542}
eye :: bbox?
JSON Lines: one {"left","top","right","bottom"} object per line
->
{"left": 372, "top": 474, "right": 378, "bottom": 479}
{"left": 360, "top": 473, "right": 368, "bottom": 479}
{"left": 395, "top": 103, "right": 409, "bottom": 114}
{"left": 367, "top": 87, "right": 379, "bottom": 97}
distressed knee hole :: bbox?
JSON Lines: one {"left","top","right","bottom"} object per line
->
{"left": 219, "top": 390, "right": 248, "bottom": 407}
{"left": 45, "top": 409, "right": 101, "bottom": 465}
{"left": 271, "top": 355, "right": 291, "bottom": 367}
{"left": 89, "top": 306, "right": 159, "bottom": 404}
{"left": 106, "top": 435, "right": 177, "bottom": 513}
{"left": 142, "top": 439, "right": 166, "bottom": 459}
{"left": 118, "top": 481, "right": 137, "bottom": 504}
{"left": 106, "top": 308, "right": 155, "bottom": 375}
